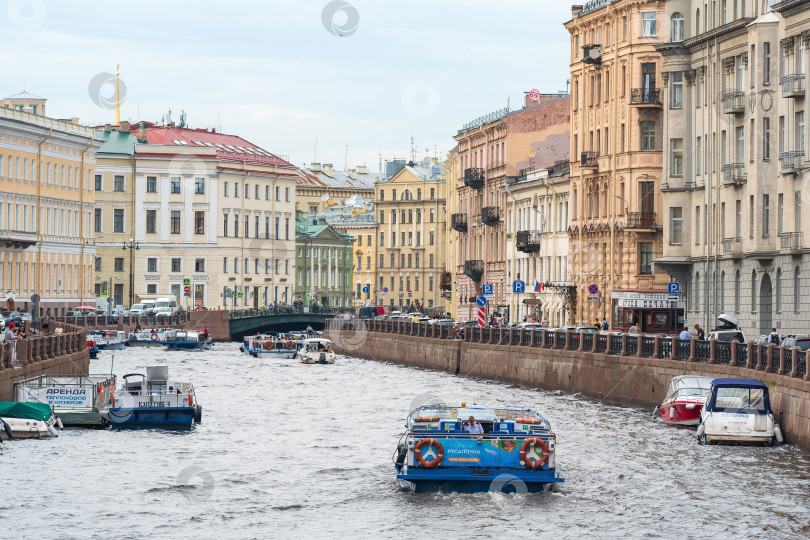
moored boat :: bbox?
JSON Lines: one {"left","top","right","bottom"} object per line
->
{"left": 697, "top": 378, "right": 784, "bottom": 445}
{"left": 394, "top": 404, "right": 563, "bottom": 493}
{"left": 14, "top": 374, "right": 114, "bottom": 427}
{"left": 105, "top": 366, "right": 202, "bottom": 428}
{"left": 297, "top": 338, "right": 336, "bottom": 364}
{"left": 125, "top": 330, "right": 166, "bottom": 346}
{"left": 241, "top": 334, "right": 299, "bottom": 359}
{"left": 656, "top": 376, "right": 714, "bottom": 426}
{"left": 0, "top": 402, "right": 61, "bottom": 441}
{"left": 87, "top": 330, "right": 126, "bottom": 350}
{"left": 163, "top": 330, "right": 209, "bottom": 351}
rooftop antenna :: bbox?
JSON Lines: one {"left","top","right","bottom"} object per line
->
{"left": 566, "top": 78, "right": 571, "bottom": 94}
{"left": 314, "top": 139, "right": 318, "bottom": 162}
{"left": 115, "top": 64, "right": 120, "bottom": 126}
{"left": 344, "top": 144, "right": 349, "bottom": 172}
{"left": 410, "top": 134, "right": 416, "bottom": 163}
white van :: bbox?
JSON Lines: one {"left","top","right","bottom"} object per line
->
{"left": 155, "top": 296, "right": 179, "bottom": 314}
{"left": 129, "top": 303, "right": 145, "bottom": 315}
{"left": 141, "top": 300, "right": 157, "bottom": 315}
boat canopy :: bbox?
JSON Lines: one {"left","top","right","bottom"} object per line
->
{"left": 705, "top": 379, "right": 771, "bottom": 413}
{"left": 0, "top": 401, "right": 53, "bottom": 421}
{"left": 408, "top": 405, "right": 548, "bottom": 424}
{"left": 665, "top": 376, "right": 714, "bottom": 398}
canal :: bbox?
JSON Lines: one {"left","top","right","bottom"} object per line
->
{"left": 3, "top": 343, "right": 810, "bottom": 538}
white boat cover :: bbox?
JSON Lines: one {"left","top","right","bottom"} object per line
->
{"left": 665, "top": 375, "right": 714, "bottom": 399}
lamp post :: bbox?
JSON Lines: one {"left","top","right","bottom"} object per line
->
{"left": 122, "top": 238, "right": 139, "bottom": 307}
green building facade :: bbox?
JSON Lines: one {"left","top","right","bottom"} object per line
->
{"left": 295, "top": 213, "right": 355, "bottom": 308}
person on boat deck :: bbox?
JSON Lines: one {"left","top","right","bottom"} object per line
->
{"left": 465, "top": 416, "right": 484, "bottom": 435}
{"left": 135, "top": 323, "right": 142, "bottom": 332}
{"left": 203, "top": 327, "right": 209, "bottom": 341}
{"left": 306, "top": 324, "right": 314, "bottom": 333}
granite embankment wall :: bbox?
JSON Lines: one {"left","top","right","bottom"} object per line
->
{"left": 326, "top": 321, "right": 810, "bottom": 449}
{"left": 50, "top": 310, "right": 232, "bottom": 342}
{"left": 0, "top": 325, "right": 90, "bottom": 401}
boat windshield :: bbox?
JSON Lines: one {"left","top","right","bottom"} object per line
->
{"left": 675, "top": 388, "right": 710, "bottom": 398}
{"left": 713, "top": 387, "right": 768, "bottom": 413}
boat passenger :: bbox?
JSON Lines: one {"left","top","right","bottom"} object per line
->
{"left": 306, "top": 325, "right": 314, "bottom": 333}
{"left": 465, "top": 416, "right": 484, "bottom": 435}
{"left": 203, "top": 327, "right": 209, "bottom": 341}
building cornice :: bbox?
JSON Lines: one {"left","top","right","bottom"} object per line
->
{"left": 773, "top": 0, "right": 810, "bottom": 15}
{"left": 681, "top": 18, "right": 755, "bottom": 50}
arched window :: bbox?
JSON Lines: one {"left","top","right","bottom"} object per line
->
{"left": 794, "top": 267, "right": 801, "bottom": 312}
{"left": 776, "top": 268, "right": 782, "bottom": 311}
{"left": 734, "top": 270, "right": 741, "bottom": 312}
{"left": 720, "top": 271, "right": 726, "bottom": 312}
{"left": 671, "top": 12, "right": 684, "bottom": 42}
{"left": 751, "top": 270, "right": 757, "bottom": 312}
{"left": 695, "top": 272, "right": 701, "bottom": 311}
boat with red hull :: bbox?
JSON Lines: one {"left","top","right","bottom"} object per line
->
{"left": 657, "top": 376, "right": 714, "bottom": 427}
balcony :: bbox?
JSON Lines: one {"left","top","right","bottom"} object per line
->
{"left": 722, "top": 91, "right": 746, "bottom": 114}
{"left": 481, "top": 206, "right": 500, "bottom": 226}
{"left": 451, "top": 213, "right": 468, "bottom": 232}
{"left": 580, "top": 151, "right": 599, "bottom": 168}
{"left": 722, "top": 237, "right": 743, "bottom": 258}
{"left": 516, "top": 230, "right": 541, "bottom": 253}
{"left": 464, "top": 259, "right": 484, "bottom": 282}
{"left": 780, "top": 151, "right": 805, "bottom": 174}
{"left": 781, "top": 74, "right": 805, "bottom": 98}
{"left": 722, "top": 163, "right": 747, "bottom": 186}
{"left": 630, "top": 88, "right": 661, "bottom": 106}
{"left": 625, "top": 212, "right": 657, "bottom": 229}
{"left": 548, "top": 159, "right": 570, "bottom": 177}
{"left": 0, "top": 229, "right": 37, "bottom": 249}
{"left": 463, "top": 167, "right": 484, "bottom": 190}
{"left": 779, "top": 232, "right": 803, "bottom": 252}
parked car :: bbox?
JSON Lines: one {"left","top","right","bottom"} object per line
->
{"left": 20, "top": 312, "right": 32, "bottom": 322}
{"left": 1, "top": 311, "right": 22, "bottom": 327}
{"left": 358, "top": 307, "right": 379, "bottom": 319}
{"left": 517, "top": 322, "right": 545, "bottom": 330}
{"left": 154, "top": 307, "right": 174, "bottom": 318}
{"left": 707, "top": 330, "right": 746, "bottom": 342}
{"left": 64, "top": 311, "right": 87, "bottom": 318}
{"left": 753, "top": 335, "right": 768, "bottom": 345}
{"left": 780, "top": 335, "right": 810, "bottom": 350}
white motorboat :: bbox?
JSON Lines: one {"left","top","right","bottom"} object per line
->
{"left": 0, "top": 402, "right": 61, "bottom": 441}
{"left": 297, "top": 338, "right": 336, "bottom": 364}
{"left": 697, "top": 378, "right": 784, "bottom": 445}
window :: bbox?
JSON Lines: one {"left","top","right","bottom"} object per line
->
{"left": 735, "top": 125, "right": 745, "bottom": 162}
{"left": 265, "top": 217, "right": 270, "bottom": 239}
{"left": 763, "top": 117, "right": 770, "bottom": 160}
{"left": 146, "top": 176, "right": 156, "bottom": 192}
{"left": 244, "top": 215, "right": 249, "bottom": 238}
{"left": 764, "top": 42, "right": 770, "bottom": 85}
{"left": 113, "top": 209, "right": 124, "bottom": 233}
{"left": 285, "top": 187, "right": 290, "bottom": 202}
{"left": 642, "top": 13, "right": 657, "bottom": 37}
{"left": 147, "top": 258, "right": 158, "bottom": 273}
{"left": 671, "top": 139, "right": 684, "bottom": 175}
{"left": 695, "top": 206, "right": 701, "bottom": 244}
{"left": 622, "top": 15, "right": 627, "bottom": 41}
{"left": 751, "top": 269, "right": 757, "bottom": 312}
{"left": 671, "top": 72, "right": 683, "bottom": 108}
{"left": 795, "top": 268, "right": 801, "bottom": 312}
{"left": 94, "top": 174, "right": 102, "bottom": 191}
{"left": 379, "top": 254, "right": 384, "bottom": 268}
{"left": 763, "top": 195, "right": 770, "bottom": 237}
{"left": 275, "top": 186, "right": 280, "bottom": 201}
{"left": 641, "top": 122, "right": 656, "bottom": 150}
{"left": 429, "top": 231, "right": 434, "bottom": 245}
{"left": 114, "top": 258, "right": 124, "bottom": 272}
{"left": 224, "top": 182, "right": 229, "bottom": 197}
{"left": 114, "top": 175, "right": 124, "bottom": 192}
{"left": 671, "top": 12, "right": 684, "bottom": 41}
{"left": 223, "top": 213, "right": 229, "bottom": 237}
{"left": 285, "top": 218, "right": 290, "bottom": 239}
{"left": 146, "top": 210, "right": 157, "bottom": 234}
{"left": 235, "top": 183, "right": 240, "bottom": 198}
{"left": 275, "top": 217, "right": 279, "bottom": 239}
{"left": 195, "top": 211, "right": 205, "bottom": 235}
{"left": 171, "top": 258, "right": 181, "bottom": 273}
{"left": 266, "top": 186, "right": 270, "bottom": 200}
{"left": 639, "top": 243, "right": 653, "bottom": 274}
{"left": 223, "top": 257, "right": 228, "bottom": 273}
{"left": 195, "top": 177, "right": 205, "bottom": 194}
{"left": 94, "top": 257, "right": 102, "bottom": 272}
{"left": 796, "top": 111, "right": 805, "bottom": 152}
{"left": 379, "top": 190, "right": 384, "bottom": 201}
{"left": 171, "top": 210, "right": 181, "bottom": 234}
{"left": 254, "top": 215, "right": 259, "bottom": 238}
{"left": 670, "top": 207, "right": 683, "bottom": 244}
{"left": 94, "top": 208, "right": 101, "bottom": 233}
{"left": 170, "top": 177, "right": 181, "bottom": 194}
{"left": 430, "top": 188, "right": 435, "bottom": 199}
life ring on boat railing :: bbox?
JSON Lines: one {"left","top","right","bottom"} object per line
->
{"left": 87, "top": 339, "right": 96, "bottom": 350}
{"left": 97, "top": 384, "right": 104, "bottom": 403}
{"left": 515, "top": 418, "right": 543, "bottom": 425}
{"left": 111, "top": 394, "right": 116, "bottom": 408}
{"left": 150, "top": 333, "right": 159, "bottom": 341}
{"left": 188, "top": 394, "right": 193, "bottom": 407}
{"left": 263, "top": 340, "right": 273, "bottom": 350}
{"left": 285, "top": 340, "right": 295, "bottom": 350}
{"left": 519, "top": 438, "right": 549, "bottom": 469}
{"left": 415, "top": 438, "right": 444, "bottom": 468}
{"left": 413, "top": 416, "right": 440, "bottom": 423}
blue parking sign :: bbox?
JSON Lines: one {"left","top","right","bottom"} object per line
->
{"left": 482, "top": 284, "right": 493, "bottom": 295}
{"left": 668, "top": 282, "right": 680, "bottom": 295}
{"left": 513, "top": 281, "right": 525, "bottom": 293}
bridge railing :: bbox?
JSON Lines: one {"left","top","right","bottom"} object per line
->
{"left": 232, "top": 306, "right": 354, "bottom": 320}
{"left": 327, "top": 318, "right": 810, "bottom": 382}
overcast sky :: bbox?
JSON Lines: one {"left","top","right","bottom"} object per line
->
{"left": 3, "top": 0, "right": 572, "bottom": 172}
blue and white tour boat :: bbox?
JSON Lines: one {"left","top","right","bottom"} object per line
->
{"left": 240, "top": 334, "right": 299, "bottom": 359}
{"left": 163, "top": 330, "right": 210, "bottom": 351}
{"left": 125, "top": 329, "right": 165, "bottom": 346}
{"left": 105, "top": 366, "right": 202, "bottom": 428}
{"left": 394, "top": 403, "right": 563, "bottom": 493}
{"left": 87, "top": 330, "right": 126, "bottom": 350}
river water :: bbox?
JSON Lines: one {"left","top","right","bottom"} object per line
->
{"left": 2, "top": 343, "right": 810, "bottom": 539}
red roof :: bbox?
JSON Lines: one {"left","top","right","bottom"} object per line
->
{"left": 129, "top": 122, "right": 294, "bottom": 168}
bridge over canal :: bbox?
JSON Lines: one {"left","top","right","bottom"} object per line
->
{"left": 228, "top": 308, "right": 348, "bottom": 339}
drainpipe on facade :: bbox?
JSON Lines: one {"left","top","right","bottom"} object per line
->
{"left": 35, "top": 128, "right": 52, "bottom": 303}
{"left": 129, "top": 151, "right": 136, "bottom": 306}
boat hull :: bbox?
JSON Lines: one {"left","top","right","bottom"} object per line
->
{"left": 125, "top": 340, "right": 163, "bottom": 347}
{"left": 659, "top": 400, "right": 704, "bottom": 426}
{"left": 107, "top": 406, "right": 195, "bottom": 428}
{"left": 396, "top": 468, "right": 563, "bottom": 494}
{"left": 0, "top": 417, "right": 52, "bottom": 439}
{"left": 299, "top": 353, "right": 336, "bottom": 364}
{"left": 248, "top": 349, "right": 297, "bottom": 359}
{"left": 164, "top": 342, "right": 206, "bottom": 351}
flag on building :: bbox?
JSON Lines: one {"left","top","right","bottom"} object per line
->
{"left": 534, "top": 281, "right": 542, "bottom": 293}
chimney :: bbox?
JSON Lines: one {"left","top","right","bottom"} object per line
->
{"left": 119, "top": 120, "right": 131, "bottom": 132}
{"left": 571, "top": 5, "right": 583, "bottom": 16}
{"left": 323, "top": 163, "right": 334, "bottom": 177}
{"left": 310, "top": 162, "right": 322, "bottom": 172}
{"left": 356, "top": 165, "right": 368, "bottom": 174}
{"left": 137, "top": 122, "right": 148, "bottom": 143}
{"left": 347, "top": 168, "right": 357, "bottom": 179}
{"left": 104, "top": 124, "right": 112, "bottom": 132}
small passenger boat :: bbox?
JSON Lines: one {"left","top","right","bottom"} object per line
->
{"left": 125, "top": 330, "right": 165, "bottom": 346}
{"left": 0, "top": 402, "right": 62, "bottom": 440}
{"left": 105, "top": 366, "right": 202, "bottom": 428}
{"left": 656, "top": 375, "right": 714, "bottom": 426}
{"left": 87, "top": 330, "right": 126, "bottom": 350}
{"left": 240, "top": 334, "right": 299, "bottom": 359}
{"left": 163, "top": 330, "right": 209, "bottom": 351}
{"left": 697, "top": 378, "right": 783, "bottom": 445}
{"left": 297, "top": 338, "right": 336, "bottom": 364}
{"left": 14, "top": 374, "right": 115, "bottom": 427}
{"left": 393, "top": 404, "right": 563, "bottom": 493}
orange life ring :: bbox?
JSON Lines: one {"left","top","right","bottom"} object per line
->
{"left": 516, "top": 418, "right": 543, "bottom": 425}
{"left": 263, "top": 340, "right": 273, "bottom": 350}
{"left": 97, "top": 384, "right": 104, "bottom": 403}
{"left": 415, "top": 438, "right": 444, "bottom": 468}
{"left": 413, "top": 416, "right": 440, "bottom": 423}
{"left": 87, "top": 339, "right": 96, "bottom": 349}
{"left": 150, "top": 333, "right": 159, "bottom": 341}
{"left": 188, "top": 394, "right": 193, "bottom": 407}
{"left": 519, "top": 438, "right": 549, "bottom": 469}
{"left": 285, "top": 340, "right": 295, "bottom": 350}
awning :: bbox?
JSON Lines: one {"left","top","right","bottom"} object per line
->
{"left": 522, "top": 299, "right": 542, "bottom": 305}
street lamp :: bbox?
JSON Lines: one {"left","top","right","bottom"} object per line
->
{"left": 122, "top": 238, "right": 139, "bottom": 307}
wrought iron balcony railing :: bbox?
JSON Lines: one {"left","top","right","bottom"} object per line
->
{"left": 722, "top": 237, "right": 743, "bottom": 257}
{"left": 516, "top": 230, "right": 541, "bottom": 253}
{"left": 463, "top": 167, "right": 484, "bottom": 190}
{"left": 580, "top": 151, "right": 599, "bottom": 168}
{"left": 548, "top": 159, "right": 570, "bottom": 177}
{"left": 781, "top": 73, "right": 805, "bottom": 98}
{"left": 625, "top": 212, "right": 657, "bottom": 229}
{"left": 722, "top": 91, "right": 746, "bottom": 114}
{"left": 630, "top": 88, "right": 661, "bottom": 106}
{"left": 780, "top": 151, "right": 805, "bottom": 173}
{"left": 451, "top": 213, "right": 468, "bottom": 232}
{"left": 722, "top": 163, "right": 747, "bottom": 185}
{"left": 464, "top": 259, "right": 484, "bottom": 282}
{"left": 481, "top": 206, "right": 500, "bottom": 226}
{"left": 779, "top": 232, "right": 803, "bottom": 252}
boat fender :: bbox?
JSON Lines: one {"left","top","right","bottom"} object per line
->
{"left": 696, "top": 423, "right": 705, "bottom": 438}
{"left": 194, "top": 405, "right": 202, "bottom": 424}
{"left": 189, "top": 394, "right": 194, "bottom": 407}
{"left": 150, "top": 332, "right": 159, "bottom": 341}
{"left": 414, "top": 438, "right": 444, "bottom": 468}
{"left": 239, "top": 346, "right": 245, "bottom": 353}
{"left": 519, "top": 438, "right": 549, "bottom": 469}
{"left": 56, "top": 417, "right": 64, "bottom": 430}
{"left": 775, "top": 424, "right": 784, "bottom": 444}
{"left": 47, "top": 424, "right": 59, "bottom": 437}
{"left": 111, "top": 394, "right": 116, "bottom": 408}
{"left": 1, "top": 419, "right": 11, "bottom": 439}
{"left": 285, "top": 340, "right": 295, "bottom": 350}
{"left": 652, "top": 406, "right": 660, "bottom": 416}
{"left": 670, "top": 406, "right": 675, "bottom": 420}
